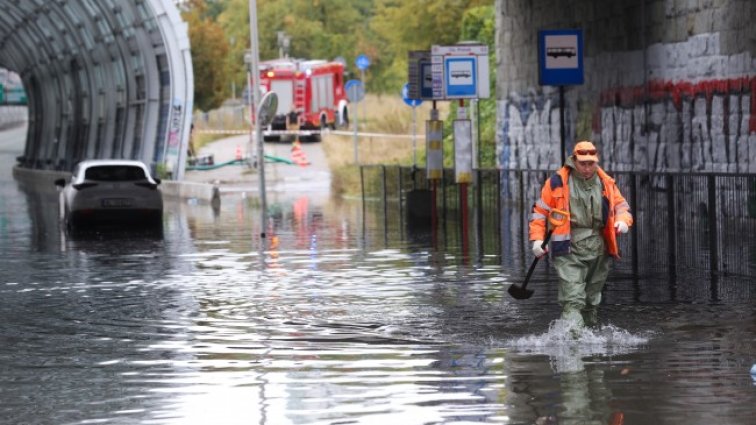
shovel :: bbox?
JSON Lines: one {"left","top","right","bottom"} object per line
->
{"left": 508, "top": 208, "right": 569, "bottom": 300}
{"left": 507, "top": 230, "right": 553, "bottom": 300}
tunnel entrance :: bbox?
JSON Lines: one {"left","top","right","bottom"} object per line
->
{"left": 0, "top": 1, "right": 193, "bottom": 180}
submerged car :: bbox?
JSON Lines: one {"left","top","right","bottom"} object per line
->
{"left": 54, "top": 160, "right": 163, "bottom": 230}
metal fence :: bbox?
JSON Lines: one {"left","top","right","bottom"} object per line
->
{"left": 360, "top": 165, "right": 756, "bottom": 286}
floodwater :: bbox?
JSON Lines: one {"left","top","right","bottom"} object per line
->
{"left": 1, "top": 130, "right": 754, "bottom": 424}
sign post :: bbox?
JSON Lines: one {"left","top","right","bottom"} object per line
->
{"left": 355, "top": 54, "right": 370, "bottom": 135}
{"left": 430, "top": 44, "right": 490, "bottom": 259}
{"left": 345, "top": 79, "right": 365, "bottom": 164}
{"left": 408, "top": 51, "right": 434, "bottom": 100}
{"left": 401, "top": 83, "right": 423, "bottom": 168}
{"left": 430, "top": 43, "right": 490, "bottom": 184}
{"left": 538, "top": 29, "right": 584, "bottom": 164}
{"left": 246, "top": 0, "right": 262, "bottom": 171}
{"left": 256, "top": 91, "right": 278, "bottom": 238}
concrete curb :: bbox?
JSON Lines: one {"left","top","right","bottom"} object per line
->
{"left": 161, "top": 180, "right": 220, "bottom": 207}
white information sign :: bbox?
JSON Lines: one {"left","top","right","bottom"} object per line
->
{"left": 453, "top": 119, "right": 472, "bottom": 184}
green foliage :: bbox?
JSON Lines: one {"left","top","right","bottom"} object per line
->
{"left": 155, "top": 162, "right": 172, "bottom": 180}
{"left": 367, "top": 0, "right": 483, "bottom": 93}
{"left": 183, "top": 0, "right": 231, "bottom": 111}
{"left": 216, "top": 0, "right": 368, "bottom": 98}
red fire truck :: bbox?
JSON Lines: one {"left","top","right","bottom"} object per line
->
{"left": 259, "top": 58, "right": 349, "bottom": 142}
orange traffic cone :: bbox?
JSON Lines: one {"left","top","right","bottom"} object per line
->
{"left": 291, "top": 139, "right": 309, "bottom": 167}
{"left": 235, "top": 144, "right": 243, "bottom": 161}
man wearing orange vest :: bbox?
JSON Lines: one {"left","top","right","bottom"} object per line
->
{"left": 529, "top": 141, "right": 633, "bottom": 328}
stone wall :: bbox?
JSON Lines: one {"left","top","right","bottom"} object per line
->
{"left": 495, "top": 0, "right": 755, "bottom": 173}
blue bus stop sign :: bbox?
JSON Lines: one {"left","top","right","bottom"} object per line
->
{"left": 538, "top": 29, "right": 584, "bottom": 86}
{"left": 356, "top": 54, "right": 370, "bottom": 71}
{"left": 401, "top": 83, "right": 423, "bottom": 107}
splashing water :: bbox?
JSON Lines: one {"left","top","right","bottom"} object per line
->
{"left": 509, "top": 319, "right": 652, "bottom": 349}
{"left": 504, "top": 319, "right": 654, "bottom": 373}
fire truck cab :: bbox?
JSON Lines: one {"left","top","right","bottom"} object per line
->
{"left": 259, "top": 58, "right": 348, "bottom": 142}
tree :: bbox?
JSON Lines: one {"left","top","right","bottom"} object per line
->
{"left": 190, "top": 0, "right": 493, "bottom": 106}
{"left": 366, "top": 0, "right": 490, "bottom": 93}
{"left": 183, "top": 0, "right": 231, "bottom": 111}
{"left": 217, "top": 0, "right": 366, "bottom": 96}
{"left": 460, "top": 5, "right": 496, "bottom": 167}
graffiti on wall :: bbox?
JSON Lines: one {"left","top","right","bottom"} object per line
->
{"left": 598, "top": 77, "right": 755, "bottom": 173}
{"left": 498, "top": 78, "right": 755, "bottom": 173}
{"left": 497, "top": 93, "right": 574, "bottom": 171}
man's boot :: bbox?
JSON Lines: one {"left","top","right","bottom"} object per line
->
{"left": 561, "top": 308, "right": 585, "bottom": 338}
{"left": 581, "top": 306, "right": 598, "bottom": 328}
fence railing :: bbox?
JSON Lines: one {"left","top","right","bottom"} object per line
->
{"left": 360, "top": 165, "right": 756, "bottom": 286}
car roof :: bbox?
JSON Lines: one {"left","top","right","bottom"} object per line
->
{"left": 76, "top": 159, "right": 149, "bottom": 169}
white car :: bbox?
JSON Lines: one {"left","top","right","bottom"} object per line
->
{"left": 54, "top": 160, "right": 163, "bottom": 230}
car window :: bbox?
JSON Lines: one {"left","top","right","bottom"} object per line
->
{"left": 84, "top": 165, "right": 146, "bottom": 181}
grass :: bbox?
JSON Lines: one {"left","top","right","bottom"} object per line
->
{"left": 190, "top": 102, "right": 250, "bottom": 154}
{"left": 323, "top": 94, "right": 448, "bottom": 197}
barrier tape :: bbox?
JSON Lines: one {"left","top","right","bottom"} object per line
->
{"left": 329, "top": 130, "right": 425, "bottom": 140}
{"left": 195, "top": 129, "right": 320, "bottom": 136}
{"left": 195, "top": 128, "right": 426, "bottom": 140}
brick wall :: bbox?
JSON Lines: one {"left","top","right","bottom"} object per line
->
{"left": 495, "top": 0, "right": 755, "bottom": 172}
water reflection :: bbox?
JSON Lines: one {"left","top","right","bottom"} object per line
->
{"left": 2, "top": 146, "right": 755, "bottom": 422}
{"left": 504, "top": 320, "right": 651, "bottom": 424}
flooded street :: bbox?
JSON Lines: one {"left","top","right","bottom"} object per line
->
{"left": 1, "top": 135, "right": 754, "bottom": 424}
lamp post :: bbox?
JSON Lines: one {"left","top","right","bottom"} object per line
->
{"left": 277, "top": 31, "right": 290, "bottom": 59}
{"left": 247, "top": 0, "right": 265, "bottom": 237}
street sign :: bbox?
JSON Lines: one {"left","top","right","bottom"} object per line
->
{"left": 538, "top": 29, "right": 584, "bottom": 85}
{"left": 408, "top": 50, "right": 434, "bottom": 99}
{"left": 356, "top": 54, "right": 370, "bottom": 71}
{"left": 345, "top": 79, "right": 365, "bottom": 103}
{"left": 431, "top": 44, "right": 490, "bottom": 99}
{"left": 401, "top": 83, "right": 423, "bottom": 107}
{"left": 257, "top": 91, "right": 278, "bottom": 127}
{"left": 445, "top": 57, "right": 476, "bottom": 97}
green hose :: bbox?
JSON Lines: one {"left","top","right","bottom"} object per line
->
{"left": 186, "top": 155, "right": 294, "bottom": 171}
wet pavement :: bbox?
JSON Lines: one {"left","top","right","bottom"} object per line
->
{"left": 1, "top": 129, "right": 755, "bottom": 424}
{"left": 183, "top": 134, "right": 332, "bottom": 202}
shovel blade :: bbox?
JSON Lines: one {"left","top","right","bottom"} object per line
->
{"left": 508, "top": 284, "right": 534, "bottom": 300}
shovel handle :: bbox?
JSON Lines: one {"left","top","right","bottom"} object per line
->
{"left": 520, "top": 229, "right": 554, "bottom": 291}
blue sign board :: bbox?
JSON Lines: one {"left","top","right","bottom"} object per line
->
{"left": 538, "top": 29, "right": 584, "bottom": 86}
{"left": 355, "top": 54, "right": 370, "bottom": 71}
{"left": 444, "top": 57, "right": 477, "bottom": 97}
{"left": 420, "top": 62, "right": 433, "bottom": 99}
{"left": 401, "top": 83, "right": 423, "bottom": 107}
{"left": 345, "top": 79, "right": 364, "bottom": 102}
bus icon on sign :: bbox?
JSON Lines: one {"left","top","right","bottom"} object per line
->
{"left": 546, "top": 47, "right": 576, "bottom": 58}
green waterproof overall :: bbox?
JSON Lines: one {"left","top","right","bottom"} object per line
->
{"left": 553, "top": 171, "right": 611, "bottom": 327}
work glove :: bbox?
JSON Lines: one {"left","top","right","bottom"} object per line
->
{"left": 532, "top": 240, "right": 548, "bottom": 258}
{"left": 614, "top": 221, "right": 629, "bottom": 234}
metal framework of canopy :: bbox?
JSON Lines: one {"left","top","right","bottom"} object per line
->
{"left": 0, "top": 0, "right": 193, "bottom": 179}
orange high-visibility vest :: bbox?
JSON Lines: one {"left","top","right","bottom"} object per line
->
{"left": 529, "top": 166, "right": 633, "bottom": 258}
